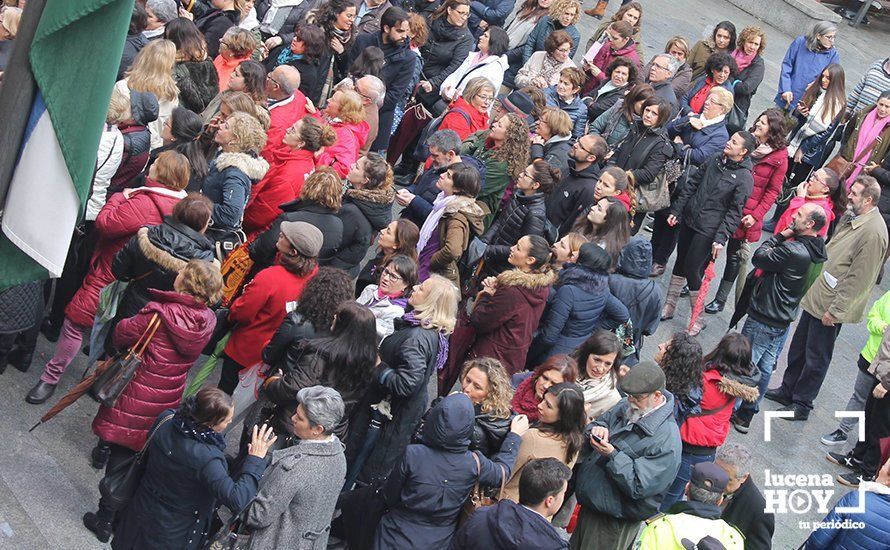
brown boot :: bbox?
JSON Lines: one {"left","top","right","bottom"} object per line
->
{"left": 584, "top": 0, "right": 609, "bottom": 18}
{"left": 661, "top": 275, "right": 685, "bottom": 320}
{"left": 688, "top": 292, "right": 707, "bottom": 336}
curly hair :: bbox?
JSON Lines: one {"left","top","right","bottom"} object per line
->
{"left": 408, "top": 12, "right": 429, "bottom": 48}
{"left": 547, "top": 0, "right": 580, "bottom": 25}
{"left": 221, "top": 111, "right": 267, "bottom": 155}
{"left": 296, "top": 267, "right": 355, "bottom": 331}
{"left": 661, "top": 332, "right": 703, "bottom": 398}
{"left": 491, "top": 113, "right": 530, "bottom": 178}
{"left": 461, "top": 357, "right": 513, "bottom": 419}
{"left": 736, "top": 26, "right": 765, "bottom": 55}
{"left": 314, "top": 0, "right": 356, "bottom": 41}
{"left": 605, "top": 56, "right": 638, "bottom": 86}
{"left": 176, "top": 260, "right": 223, "bottom": 305}
{"left": 704, "top": 51, "right": 738, "bottom": 80}
{"left": 749, "top": 108, "right": 788, "bottom": 150}
{"left": 301, "top": 166, "right": 343, "bottom": 211}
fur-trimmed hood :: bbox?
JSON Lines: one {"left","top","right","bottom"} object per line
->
{"left": 138, "top": 228, "right": 188, "bottom": 273}
{"left": 705, "top": 368, "right": 761, "bottom": 403}
{"left": 496, "top": 268, "right": 558, "bottom": 290}
{"left": 345, "top": 186, "right": 395, "bottom": 205}
{"left": 556, "top": 263, "right": 609, "bottom": 294}
{"left": 444, "top": 196, "right": 486, "bottom": 218}
{"left": 345, "top": 186, "right": 395, "bottom": 231}
{"left": 215, "top": 151, "right": 269, "bottom": 181}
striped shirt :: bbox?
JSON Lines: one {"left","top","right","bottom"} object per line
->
{"left": 847, "top": 58, "right": 890, "bottom": 114}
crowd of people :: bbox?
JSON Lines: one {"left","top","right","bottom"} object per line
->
{"left": 3, "top": 0, "right": 890, "bottom": 547}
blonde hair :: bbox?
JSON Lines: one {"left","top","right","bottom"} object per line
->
{"left": 335, "top": 90, "right": 365, "bottom": 124}
{"left": 1, "top": 6, "right": 21, "bottom": 37}
{"left": 548, "top": 0, "right": 580, "bottom": 25}
{"left": 563, "top": 232, "right": 588, "bottom": 255}
{"left": 177, "top": 260, "right": 223, "bottom": 305}
{"left": 412, "top": 275, "right": 459, "bottom": 334}
{"left": 301, "top": 166, "right": 343, "bottom": 211}
{"left": 107, "top": 86, "right": 132, "bottom": 124}
{"left": 126, "top": 40, "right": 180, "bottom": 102}
{"left": 223, "top": 111, "right": 267, "bottom": 155}
{"left": 461, "top": 357, "right": 513, "bottom": 418}
{"left": 220, "top": 26, "right": 257, "bottom": 58}
{"left": 539, "top": 107, "right": 573, "bottom": 138}
{"left": 708, "top": 86, "right": 735, "bottom": 113}
{"left": 665, "top": 35, "right": 689, "bottom": 56}
{"left": 462, "top": 76, "right": 495, "bottom": 103}
{"left": 153, "top": 150, "right": 191, "bottom": 191}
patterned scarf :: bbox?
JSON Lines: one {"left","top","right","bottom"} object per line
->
{"left": 174, "top": 412, "right": 226, "bottom": 450}
{"left": 403, "top": 311, "right": 450, "bottom": 371}
{"left": 511, "top": 375, "right": 541, "bottom": 423}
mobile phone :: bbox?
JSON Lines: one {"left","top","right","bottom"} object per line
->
{"left": 591, "top": 433, "right": 603, "bottom": 444}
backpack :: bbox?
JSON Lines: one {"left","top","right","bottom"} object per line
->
{"left": 413, "top": 107, "right": 472, "bottom": 162}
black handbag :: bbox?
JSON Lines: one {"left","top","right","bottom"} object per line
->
{"left": 90, "top": 314, "right": 162, "bottom": 408}
{"left": 99, "top": 412, "right": 175, "bottom": 511}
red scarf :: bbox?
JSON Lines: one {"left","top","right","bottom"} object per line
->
{"left": 689, "top": 77, "right": 716, "bottom": 114}
{"left": 511, "top": 376, "right": 541, "bottom": 423}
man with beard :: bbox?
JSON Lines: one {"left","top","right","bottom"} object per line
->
{"left": 570, "top": 361, "right": 682, "bottom": 550}
{"left": 546, "top": 133, "right": 608, "bottom": 236}
{"left": 767, "top": 176, "right": 889, "bottom": 420}
{"left": 729, "top": 202, "right": 828, "bottom": 433}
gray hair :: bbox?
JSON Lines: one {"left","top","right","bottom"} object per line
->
{"left": 297, "top": 386, "right": 345, "bottom": 435}
{"left": 805, "top": 21, "right": 838, "bottom": 51}
{"left": 274, "top": 66, "right": 301, "bottom": 97}
{"left": 689, "top": 483, "right": 723, "bottom": 505}
{"left": 358, "top": 75, "right": 386, "bottom": 108}
{"left": 716, "top": 442, "right": 752, "bottom": 478}
{"left": 425, "top": 129, "right": 462, "bottom": 155}
{"left": 854, "top": 174, "right": 882, "bottom": 205}
{"left": 653, "top": 53, "right": 680, "bottom": 75}
{"left": 146, "top": 0, "right": 178, "bottom": 23}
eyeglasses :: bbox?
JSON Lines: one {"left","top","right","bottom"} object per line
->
{"left": 476, "top": 94, "right": 494, "bottom": 104}
{"left": 453, "top": 9, "right": 470, "bottom": 18}
{"left": 381, "top": 268, "right": 403, "bottom": 282}
{"left": 556, "top": 45, "right": 572, "bottom": 53}
{"left": 573, "top": 140, "right": 598, "bottom": 156}
{"left": 266, "top": 74, "right": 281, "bottom": 88}
{"left": 653, "top": 62, "right": 669, "bottom": 71}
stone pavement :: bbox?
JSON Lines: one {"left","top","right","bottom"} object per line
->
{"left": 1, "top": 1, "right": 890, "bottom": 549}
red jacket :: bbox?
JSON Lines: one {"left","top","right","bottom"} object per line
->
{"left": 439, "top": 97, "right": 489, "bottom": 142}
{"left": 260, "top": 91, "right": 309, "bottom": 162}
{"left": 588, "top": 40, "right": 641, "bottom": 90}
{"left": 775, "top": 194, "right": 835, "bottom": 238}
{"left": 732, "top": 148, "right": 788, "bottom": 242}
{"left": 680, "top": 368, "right": 759, "bottom": 448}
{"left": 224, "top": 264, "right": 318, "bottom": 367}
{"left": 315, "top": 117, "right": 370, "bottom": 178}
{"left": 92, "top": 290, "right": 216, "bottom": 451}
{"left": 463, "top": 269, "right": 557, "bottom": 375}
{"left": 66, "top": 182, "right": 184, "bottom": 328}
{"left": 242, "top": 147, "right": 316, "bottom": 235}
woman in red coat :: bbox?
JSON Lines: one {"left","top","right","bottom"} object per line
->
{"left": 459, "top": 235, "right": 557, "bottom": 375}
{"left": 706, "top": 108, "right": 789, "bottom": 313}
{"left": 26, "top": 152, "right": 190, "bottom": 405}
{"left": 83, "top": 260, "right": 222, "bottom": 540}
{"left": 243, "top": 117, "right": 338, "bottom": 236}
{"left": 314, "top": 89, "right": 370, "bottom": 178}
{"left": 218, "top": 221, "right": 322, "bottom": 395}
{"left": 438, "top": 76, "right": 495, "bottom": 141}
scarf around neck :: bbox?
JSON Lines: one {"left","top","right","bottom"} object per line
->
{"left": 689, "top": 77, "right": 717, "bottom": 114}
{"left": 750, "top": 142, "right": 774, "bottom": 160}
{"left": 511, "top": 375, "right": 541, "bottom": 423}
{"left": 417, "top": 191, "right": 456, "bottom": 252}
{"left": 402, "top": 310, "right": 449, "bottom": 371}
{"left": 731, "top": 48, "right": 756, "bottom": 72}
{"left": 846, "top": 108, "right": 890, "bottom": 188}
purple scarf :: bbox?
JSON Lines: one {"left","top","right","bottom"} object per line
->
{"left": 403, "top": 310, "right": 450, "bottom": 371}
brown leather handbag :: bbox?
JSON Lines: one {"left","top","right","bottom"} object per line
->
{"left": 458, "top": 452, "right": 506, "bottom": 526}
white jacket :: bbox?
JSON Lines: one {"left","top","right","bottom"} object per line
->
{"left": 356, "top": 285, "right": 407, "bottom": 342}
{"left": 440, "top": 53, "right": 509, "bottom": 99}
{"left": 86, "top": 125, "right": 124, "bottom": 221}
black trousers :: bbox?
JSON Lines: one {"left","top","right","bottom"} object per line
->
{"left": 718, "top": 238, "right": 746, "bottom": 283}
{"left": 671, "top": 223, "right": 713, "bottom": 292}
{"left": 852, "top": 388, "right": 890, "bottom": 477}
{"left": 218, "top": 354, "right": 246, "bottom": 395}
{"left": 630, "top": 211, "right": 647, "bottom": 235}
{"left": 95, "top": 440, "right": 137, "bottom": 522}
{"left": 778, "top": 311, "right": 843, "bottom": 411}
{"left": 651, "top": 208, "right": 680, "bottom": 265}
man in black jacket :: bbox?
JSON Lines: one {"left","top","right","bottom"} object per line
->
{"left": 349, "top": 7, "right": 415, "bottom": 152}
{"left": 547, "top": 133, "right": 608, "bottom": 236}
{"left": 717, "top": 443, "right": 775, "bottom": 550}
{"left": 731, "top": 203, "right": 827, "bottom": 432}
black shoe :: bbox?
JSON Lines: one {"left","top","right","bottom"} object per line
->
{"left": 40, "top": 319, "right": 60, "bottom": 343}
{"left": 731, "top": 413, "right": 751, "bottom": 434}
{"left": 826, "top": 451, "right": 861, "bottom": 471}
{"left": 82, "top": 512, "right": 112, "bottom": 543}
{"left": 777, "top": 404, "right": 809, "bottom": 421}
{"left": 836, "top": 472, "right": 874, "bottom": 488}
{"left": 705, "top": 299, "right": 725, "bottom": 314}
{"left": 91, "top": 445, "right": 111, "bottom": 470}
{"left": 7, "top": 348, "right": 34, "bottom": 373}
{"left": 25, "top": 381, "right": 56, "bottom": 404}
{"left": 680, "top": 285, "right": 689, "bottom": 298}
{"left": 763, "top": 388, "right": 793, "bottom": 406}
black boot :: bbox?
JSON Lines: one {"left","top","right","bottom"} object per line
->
{"left": 25, "top": 381, "right": 56, "bottom": 404}
{"left": 91, "top": 443, "right": 111, "bottom": 470}
{"left": 40, "top": 318, "right": 61, "bottom": 343}
{"left": 705, "top": 280, "right": 734, "bottom": 314}
{"left": 83, "top": 512, "right": 112, "bottom": 543}
{"left": 7, "top": 348, "right": 34, "bottom": 373}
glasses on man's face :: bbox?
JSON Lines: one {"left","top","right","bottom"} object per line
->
{"left": 574, "top": 141, "right": 597, "bottom": 156}
{"left": 653, "top": 62, "right": 669, "bottom": 71}
{"left": 381, "top": 268, "right": 403, "bottom": 282}
{"left": 266, "top": 74, "right": 281, "bottom": 87}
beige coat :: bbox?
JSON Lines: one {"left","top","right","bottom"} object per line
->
{"left": 802, "top": 207, "right": 889, "bottom": 324}
{"left": 501, "top": 428, "right": 577, "bottom": 503}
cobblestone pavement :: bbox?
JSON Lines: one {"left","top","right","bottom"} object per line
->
{"left": 1, "top": 1, "right": 889, "bottom": 548}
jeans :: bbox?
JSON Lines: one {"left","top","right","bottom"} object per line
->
{"left": 39, "top": 317, "right": 89, "bottom": 384}
{"left": 660, "top": 450, "right": 716, "bottom": 511}
{"left": 837, "top": 356, "right": 878, "bottom": 437}
{"left": 778, "top": 311, "right": 843, "bottom": 411}
{"left": 736, "top": 317, "right": 789, "bottom": 419}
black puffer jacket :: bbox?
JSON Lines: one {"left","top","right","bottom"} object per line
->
{"left": 329, "top": 187, "right": 395, "bottom": 277}
{"left": 173, "top": 59, "right": 220, "bottom": 113}
{"left": 112, "top": 218, "right": 216, "bottom": 321}
{"left": 420, "top": 18, "right": 474, "bottom": 90}
{"left": 611, "top": 121, "right": 673, "bottom": 188}
{"left": 747, "top": 233, "right": 827, "bottom": 328}
{"left": 255, "top": 0, "right": 320, "bottom": 44}
{"left": 483, "top": 192, "right": 547, "bottom": 247}
{"left": 248, "top": 199, "right": 343, "bottom": 268}
{"left": 670, "top": 154, "right": 754, "bottom": 245}
{"left": 547, "top": 159, "right": 602, "bottom": 236}
{"left": 195, "top": 8, "right": 240, "bottom": 59}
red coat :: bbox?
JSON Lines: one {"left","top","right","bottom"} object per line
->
{"left": 242, "top": 147, "right": 316, "bottom": 235}
{"left": 732, "top": 148, "right": 788, "bottom": 242}
{"left": 65, "top": 183, "right": 184, "bottom": 328}
{"left": 463, "top": 269, "right": 557, "bottom": 375}
{"left": 92, "top": 290, "right": 216, "bottom": 451}
{"left": 260, "top": 91, "right": 309, "bottom": 163}
{"left": 588, "top": 40, "right": 641, "bottom": 90}
{"left": 774, "top": 195, "right": 835, "bottom": 238}
{"left": 224, "top": 264, "right": 318, "bottom": 368}
{"left": 315, "top": 117, "right": 370, "bottom": 178}
{"left": 680, "top": 368, "right": 759, "bottom": 448}
{"left": 439, "top": 97, "right": 489, "bottom": 142}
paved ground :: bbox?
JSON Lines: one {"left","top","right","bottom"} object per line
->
{"left": 1, "top": 1, "right": 889, "bottom": 549}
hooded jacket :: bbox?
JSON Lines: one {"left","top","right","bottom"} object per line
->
{"left": 439, "top": 97, "right": 490, "bottom": 142}
{"left": 330, "top": 187, "right": 395, "bottom": 277}
{"left": 609, "top": 238, "right": 663, "bottom": 351}
{"left": 544, "top": 86, "right": 587, "bottom": 140}
{"left": 637, "top": 500, "right": 746, "bottom": 550}
{"left": 173, "top": 59, "right": 220, "bottom": 113}
{"left": 732, "top": 55, "right": 765, "bottom": 125}
{"left": 374, "top": 393, "right": 522, "bottom": 549}
{"left": 450, "top": 498, "right": 568, "bottom": 550}
{"left": 262, "top": 91, "right": 310, "bottom": 163}
{"left": 430, "top": 196, "right": 486, "bottom": 287}
{"left": 589, "top": 39, "right": 642, "bottom": 89}
{"left": 402, "top": 156, "right": 487, "bottom": 228}
{"left": 575, "top": 392, "right": 682, "bottom": 521}
{"left": 732, "top": 147, "right": 788, "bottom": 242}
{"left": 243, "top": 147, "right": 316, "bottom": 235}
{"left": 92, "top": 290, "right": 216, "bottom": 451}
{"left": 680, "top": 367, "right": 761, "bottom": 448}
{"left": 670, "top": 154, "right": 755, "bottom": 246}
{"left": 547, "top": 159, "right": 602, "bottom": 236}
{"left": 530, "top": 135, "right": 571, "bottom": 178}
{"left": 467, "top": 268, "right": 558, "bottom": 374}
{"left": 747, "top": 233, "right": 827, "bottom": 328}
{"left": 201, "top": 151, "right": 270, "bottom": 230}
{"left": 314, "top": 117, "right": 370, "bottom": 178}
{"left": 248, "top": 199, "right": 343, "bottom": 268}
{"left": 440, "top": 51, "right": 509, "bottom": 98}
